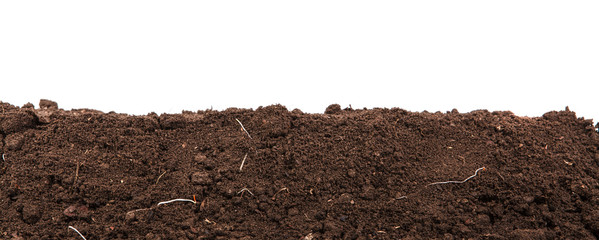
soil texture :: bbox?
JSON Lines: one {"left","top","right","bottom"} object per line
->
{"left": 1, "top": 101, "right": 599, "bottom": 239}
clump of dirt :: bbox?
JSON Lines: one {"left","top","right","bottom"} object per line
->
{"left": 1, "top": 100, "right": 598, "bottom": 239}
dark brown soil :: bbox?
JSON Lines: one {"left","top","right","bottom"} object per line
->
{"left": 1, "top": 100, "right": 599, "bottom": 239}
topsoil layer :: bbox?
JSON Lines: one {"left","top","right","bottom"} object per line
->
{"left": 1, "top": 101, "right": 599, "bottom": 240}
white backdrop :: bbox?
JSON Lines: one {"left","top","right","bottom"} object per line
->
{"left": 1, "top": 1, "right": 597, "bottom": 124}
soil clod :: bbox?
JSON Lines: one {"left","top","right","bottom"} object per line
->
{"left": 21, "top": 205, "right": 41, "bottom": 224}
{"left": 191, "top": 172, "right": 213, "bottom": 185}
{"left": 63, "top": 204, "right": 90, "bottom": 219}
{"left": 324, "top": 104, "right": 342, "bottom": 114}
{"left": 39, "top": 99, "right": 58, "bottom": 109}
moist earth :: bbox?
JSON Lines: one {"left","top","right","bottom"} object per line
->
{"left": 1, "top": 101, "right": 599, "bottom": 239}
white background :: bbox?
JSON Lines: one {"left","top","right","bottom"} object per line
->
{"left": 1, "top": 1, "right": 597, "bottom": 124}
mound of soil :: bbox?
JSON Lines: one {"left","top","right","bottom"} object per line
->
{"left": 1, "top": 100, "right": 599, "bottom": 239}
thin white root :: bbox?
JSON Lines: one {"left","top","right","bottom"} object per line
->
{"left": 235, "top": 118, "right": 252, "bottom": 139}
{"left": 239, "top": 153, "right": 248, "bottom": 172}
{"left": 126, "top": 208, "right": 151, "bottom": 215}
{"left": 237, "top": 188, "right": 254, "bottom": 196}
{"left": 1, "top": 154, "right": 4, "bottom": 162}
{"left": 396, "top": 196, "right": 407, "bottom": 200}
{"left": 68, "top": 226, "right": 87, "bottom": 240}
{"left": 429, "top": 167, "right": 486, "bottom": 185}
{"left": 157, "top": 198, "right": 197, "bottom": 206}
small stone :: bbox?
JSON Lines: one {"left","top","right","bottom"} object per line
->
{"left": 191, "top": 172, "right": 213, "bottom": 185}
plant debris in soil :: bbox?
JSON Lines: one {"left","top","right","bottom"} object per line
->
{"left": 1, "top": 100, "right": 599, "bottom": 239}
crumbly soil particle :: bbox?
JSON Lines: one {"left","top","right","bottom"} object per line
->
{"left": 1, "top": 101, "right": 599, "bottom": 239}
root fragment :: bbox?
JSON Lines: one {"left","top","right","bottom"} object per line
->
{"left": 272, "top": 187, "right": 289, "bottom": 200}
{"left": 155, "top": 171, "right": 167, "bottom": 184}
{"left": 235, "top": 118, "right": 252, "bottom": 139}
{"left": 237, "top": 188, "right": 254, "bottom": 196}
{"left": 157, "top": 198, "right": 197, "bottom": 206}
{"left": 429, "top": 167, "right": 486, "bottom": 186}
{"left": 68, "top": 226, "right": 87, "bottom": 240}
{"left": 239, "top": 153, "right": 248, "bottom": 172}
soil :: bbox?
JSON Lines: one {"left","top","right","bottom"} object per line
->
{"left": 1, "top": 100, "right": 599, "bottom": 240}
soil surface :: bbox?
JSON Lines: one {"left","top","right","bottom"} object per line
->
{"left": 1, "top": 100, "right": 599, "bottom": 240}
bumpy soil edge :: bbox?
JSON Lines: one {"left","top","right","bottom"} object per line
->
{"left": 1, "top": 101, "right": 599, "bottom": 239}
